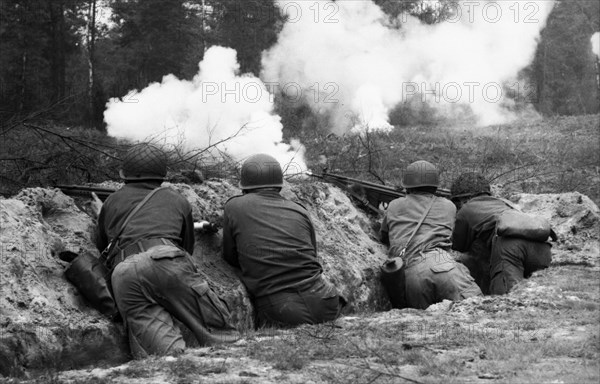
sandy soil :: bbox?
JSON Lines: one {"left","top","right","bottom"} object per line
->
{"left": 1, "top": 181, "right": 598, "bottom": 383}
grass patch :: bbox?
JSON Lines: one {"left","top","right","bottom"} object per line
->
{"left": 538, "top": 337, "right": 600, "bottom": 360}
{"left": 117, "top": 359, "right": 157, "bottom": 378}
{"left": 164, "top": 357, "right": 228, "bottom": 379}
{"left": 246, "top": 336, "right": 310, "bottom": 371}
{"left": 301, "top": 115, "right": 600, "bottom": 204}
{"left": 246, "top": 322, "right": 346, "bottom": 371}
{"left": 418, "top": 351, "right": 465, "bottom": 377}
{"left": 482, "top": 340, "right": 543, "bottom": 364}
{"left": 401, "top": 349, "right": 429, "bottom": 366}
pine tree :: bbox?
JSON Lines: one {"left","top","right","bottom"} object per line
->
{"left": 532, "top": 0, "right": 600, "bottom": 115}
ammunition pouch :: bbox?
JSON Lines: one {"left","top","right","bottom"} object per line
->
{"left": 380, "top": 257, "right": 407, "bottom": 309}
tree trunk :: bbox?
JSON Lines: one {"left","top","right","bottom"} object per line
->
{"left": 18, "top": 52, "right": 27, "bottom": 114}
{"left": 49, "top": 0, "right": 66, "bottom": 103}
{"left": 539, "top": 40, "right": 549, "bottom": 115}
{"left": 595, "top": 54, "right": 600, "bottom": 113}
{"left": 87, "top": 0, "right": 97, "bottom": 126}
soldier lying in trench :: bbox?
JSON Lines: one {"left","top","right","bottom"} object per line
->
{"left": 379, "top": 160, "right": 482, "bottom": 310}
{"left": 222, "top": 153, "right": 347, "bottom": 327}
{"left": 63, "top": 143, "right": 238, "bottom": 358}
{"left": 451, "top": 172, "right": 555, "bottom": 295}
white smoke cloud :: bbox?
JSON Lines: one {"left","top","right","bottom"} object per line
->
{"left": 592, "top": 32, "right": 600, "bottom": 57}
{"left": 262, "top": 0, "right": 555, "bottom": 131}
{"left": 104, "top": 46, "right": 306, "bottom": 173}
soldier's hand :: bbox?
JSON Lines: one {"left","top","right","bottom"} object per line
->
{"left": 194, "top": 221, "right": 219, "bottom": 233}
{"left": 204, "top": 223, "right": 219, "bottom": 233}
{"left": 90, "top": 192, "right": 103, "bottom": 220}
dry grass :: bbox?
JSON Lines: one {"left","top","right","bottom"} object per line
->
{"left": 302, "top": 114, "right": 600, "bottom": 204}
{"left": 4, "top": 266, "right": 596, "bottom": 384}
{"left": 234, "top": 266, "right": 599, "bottom": 384}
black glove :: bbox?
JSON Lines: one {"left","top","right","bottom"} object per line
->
{"left": 203, "top": 222, "right": 219, "bottom": 233}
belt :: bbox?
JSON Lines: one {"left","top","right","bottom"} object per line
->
{"left": 404, "top": 248, "right": 452, "bottom": 268}
{"left": 254, "top": 276, "right": 329, "bottom": 306}
{"left": 120, "top": 238, "right": 173, "bottom": 259}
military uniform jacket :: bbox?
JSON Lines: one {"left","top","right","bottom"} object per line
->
{"left": 381, "top": 193, "right": 455, "bottom": 259}
{"left": 95, "top": 182, "right": 195, "bottom": 262}
{"left": 452, "top": 195, "right": 512, "bottom": 253}
{"left": 222, "top": 189, "right": 323, "bottom": 298}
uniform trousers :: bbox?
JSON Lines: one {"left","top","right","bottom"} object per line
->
{"left": 111, "top": 246, "right": 238, "bottom": 358}
{"left": 404, "top": 248, "right": 482, "bottom": 309}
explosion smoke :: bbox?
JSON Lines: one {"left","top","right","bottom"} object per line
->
{"left": 104, "top": 46, "right": 306, "bottom": 173}
{"left": 592, "top": 32, "right": 600, "bottom": 57}
{"left": 262, "top": 0, "right": 555, "bottom": 131}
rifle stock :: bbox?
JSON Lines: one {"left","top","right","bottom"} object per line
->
{"left": 312, "top": 171, "right": 451, "bottom": 215}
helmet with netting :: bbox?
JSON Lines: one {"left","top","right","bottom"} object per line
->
{"left": 119, "top": 143, "right": 167, "bottom": 181}
{"left": 402, "top": 160, "right": 439, "bottom": 189}
{"left": 240, "top": 153, "right": 283, "bottom": 190}
{"left": 451, "top": 172, "right": 491, "bottom": 199}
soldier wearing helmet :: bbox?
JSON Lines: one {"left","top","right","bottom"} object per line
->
{"left": 380, "top": 161, "right": 481, "bottom": 309}
{"left": 222, "top": 153, "right": 345, "bottom": 327}
{"left": 95, "top": 143, "right": 238, "bottom": 358}
{"left": 451, "top": 172, "right": 552, "bottom": 295}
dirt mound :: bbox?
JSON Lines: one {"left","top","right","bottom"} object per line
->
{"left": 0, "top": 180, "right": 388, "bottom": 377}
{"left": 0, "top": 189, "right": 128, "bottom": 377}
{"left": 512, "top": 192, "right": 600, "bottom": 266}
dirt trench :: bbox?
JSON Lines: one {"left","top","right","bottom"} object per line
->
{"left": 0, "top": 180, "right": 389, "bottom": 377}
{"left": 1, "top": 181, "right": 598, "bottom": 381}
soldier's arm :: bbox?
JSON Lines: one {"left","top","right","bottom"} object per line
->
{"left": 181, "top": 209, "right": 195, "bottom": 254}
{"left": 222, "top": 209, "right": 240, "bottom": 268}
{"left": 306, "top": 211, "right": 318, "bottom": 254}
{"left": 451, "top": 214, "right": 470, "bottom": 252}
{"left": 94, "top": 206, "right": 108, "bottom": 252}
{"left": 380, "top": 213, "right": 390, "bottom": 245}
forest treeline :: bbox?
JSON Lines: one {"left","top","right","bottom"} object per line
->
{"left": 0, "top": 0, "right": 598, "bottom": 129}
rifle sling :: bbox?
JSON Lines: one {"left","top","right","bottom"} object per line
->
{"left": 101, "top": 186, "right": 168, "bottom": 264}
{"left": 400, "top": 195, "right": 436, "bottom": 257}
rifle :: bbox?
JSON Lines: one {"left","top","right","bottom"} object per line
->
{"left": 309, "top": 170, "right": 451, "bottom": 215}
{"left": 55, "top": 185, "right": 117, "bottom": 202}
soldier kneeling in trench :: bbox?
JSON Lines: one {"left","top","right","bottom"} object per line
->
{"left": 380, "top": 161, "right": 482, "bottom": 309}
{"left": 69, "top": 143, "right": 238, "bottom": 358}
{"left": 451, "top": 172, "right": 554, "bottom": 295}
{"left": 222, "top": 153, "right": 346, "bottom": 327}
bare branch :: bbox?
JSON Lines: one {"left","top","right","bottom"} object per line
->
{"left": 174, "top": 123, "right": 250, "bottom": 165}
{"left": 0, "top": 93, "right": 84, "bottom": 135}
{"left": 22, "top": 123, "right": 119, "bottom": 160}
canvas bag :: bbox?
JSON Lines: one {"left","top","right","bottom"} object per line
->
{"left": 495, "top": 198, "right": 557, "bottom": 242}
{"left": 496, "top": 210, "right": 556, "bottom": 242}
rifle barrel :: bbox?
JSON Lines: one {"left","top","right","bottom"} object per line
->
{"left": 55, "top": 185, "right": 116, "bottom": 201}
{"left": 322, "top": 172, "right": 451, "bottom": 197}
{"left": 322, "top": 172, "right": 397, "bottom": 191}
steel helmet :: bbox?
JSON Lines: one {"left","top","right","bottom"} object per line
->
{"left": 402, "top": 160, "right": 439, "bottom": 188}
{"left": 119, "top": 143, "right": 168, "bottom": 181}
{"left": 451, "top": 172, "right": 491, "bottom": 199}
{"left": 240, "top": 153, "right": 283, "bottom": 190}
